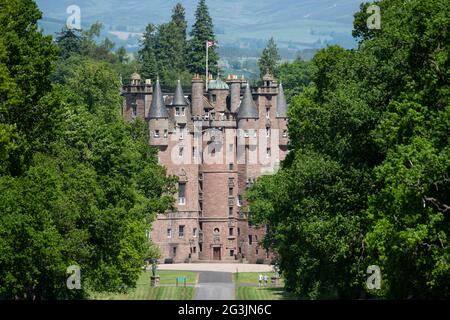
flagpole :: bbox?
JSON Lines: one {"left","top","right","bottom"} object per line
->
{"left": 206, "top": 40, "right": 209, "bottom": 91}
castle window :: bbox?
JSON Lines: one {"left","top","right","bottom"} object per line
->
{"left": 229, "top": 228, "right": 234, "bottom": 236}
{"left": 167, "top": 228, "right": 172, "bottom": 238}
{"left": 266, "top": 107, "right": 270, "bottom": 118}
{"left": 244, "top": 130, "right": 249, "bottom": 138}
{"left": 175, "top": 108, "right": 180, "bottom": 116}
{"left": 164, "top": 129, "right": 168, "bottom": 138}
{"left": 212, "top": 94, "right": 217, "bottom": 103}
{"left": 229, "top": 207, "right": 233, "bottom": 216}
{"left": 181, "top": 107, "right": 185, "bottom": 116}
{"left": 178, "top": 183, "right": 186, "bottom": 205}
{"left": 249, "top": 235, "right": 253, "bottom": 245}
{"left": 238, "top": 228, "right": 241, "bottom": 236}
{"left": 256, "top": 248, "right": 259, "bottom": 255}
{"left": 179, "top": 146, "right": 184, "bottom": 157}
{"left": 192, "top": 247, "right": 197, "bottom": 254}
{"left": 131, "top": 101, "right": 137, "bottom": 117}
{"left": 173, "top": 247, "right": 177, "bottom": 256}
{"left": 229, "top": 187, "right": 233, "bottom": 197}
{"left": 199, "top": 244, "right": 202, "bottom": 252}
{"left": 237, "top": 195, "right": 242, "bottom": 207}
{"left": 178, "top": 225, "right": 185, "bottom": 238}
{"left": 266, "top": 128, "right": 270, "bottom": 137}
{"left": 266, "top": 148, "right": 271, "bottom": 158}
{"left": 230, "top": 250, "right": 234, "bottom": 257}
{"left": 193, "top": 228, "right": 197, "bottom": 237}
{"left": 228, "top": 163, "right": 234, "bottom": 170}
{"left": 154, "top": 130, "right": 160, "bottom": 138}
{"left": 283, "top": 130, "right": 288, "bottom": 138}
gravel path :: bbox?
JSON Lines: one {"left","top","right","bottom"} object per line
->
{"left": 195, "top": 271, "right": 235, "bottom": 300}
{"left": 157, "top": 263, "right": 274, "bottom": 273}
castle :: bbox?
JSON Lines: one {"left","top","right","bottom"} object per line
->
{"left": 122, "top": 73, "right": 288, "bottom": 263}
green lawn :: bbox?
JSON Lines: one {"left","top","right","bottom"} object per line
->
{"left": 234, "top": 272, "right": 284, "bottom": 286}
{"left": 90, "top": 270, "right": 198, "bottom": 300}
{"left": 235, "top": 272, "right": 294, "bottom": 300}
{"left": 236, "top": 287, "right": 296, "bottom": 300}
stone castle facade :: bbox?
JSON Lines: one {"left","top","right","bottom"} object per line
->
{"left": 121, "top": 73, "right": 288, "bottom": 263}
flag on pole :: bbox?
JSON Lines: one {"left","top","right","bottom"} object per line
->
{"left": 207, "top": 40, "right": 216, "bottom": 48}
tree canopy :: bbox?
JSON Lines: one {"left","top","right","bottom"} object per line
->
{"left": 247, "top": 0, "right": 450, "bottom": 299}
{"left": 0, "top": 0, "right": 175, "bottom": 299}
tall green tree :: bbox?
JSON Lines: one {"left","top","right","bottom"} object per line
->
{"left": 139, "top": 24, "right": 159, "bottom": 81}
{"left": 248, "top": 0, "right": 450, "bottom": 299}
{"left": 0, "top": 1, "right": 176, "bottom": 300}
{"left": 169, "top": 3, "right": 188, "bottom": 71}
{"left": 258, "top": 37, "right": 281, "bottom": 78}
{"left": 278, "top": 58, "right": 313, "bottom": 102}
{"left": 55, "top": 27, "right": 82, "bottom": 59}
{"left": 188, "top": 0, "right": 219, "bottom": 76}
{"left": 0, "top": 0, "right": 58, "bottom": 175}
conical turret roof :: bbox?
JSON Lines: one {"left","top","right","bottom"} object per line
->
{"left": 237, "top": 83, "right": 259, "bottom": 119}
{"left": 172, "top": 80, "right": 187, "bottom": 106}
{"left": 276, "top": 83, "right": 288, "bottom": 118}
{"left": 148, "top": 79, "right": 168, "bottom": 119}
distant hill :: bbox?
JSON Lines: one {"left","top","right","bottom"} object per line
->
{"left": 36, "top": 0, "right": 362, "bottom": 53}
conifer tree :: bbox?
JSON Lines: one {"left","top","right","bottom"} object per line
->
{"left": 188, "top": 0, "right": 219, "bottom": 76}
{"left": 139, "top": 23, "right": 158, "bottom": 81}
{"left": 258, "top": 37, "right": 281, "bottom": 77}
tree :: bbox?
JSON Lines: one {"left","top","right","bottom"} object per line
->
{"left": 188, "top": 0, "right": 219, "bottom": 76}
{"left": 278, "top": 58, "right": 313, "bottom": 102}
{"left": 116, "top": 46, "right": 129, "bottom": 64}
{"left": 258, "top": 37, "right": 281, "bottom": 78}
{"left": 139, "top": 23, "right": 158, "bottom": 81}
{"left": 55, "top": 27, "right": 82, "bottom": 59}
{"left": 0, "top": 1, "right": 176, "bottom": 299}
{"left": 0, "top": 0, "right": 58, "bottom": 175}
{"left": 247, "top": 0, "right": 450, "bottom": 299}
{"left": 169, "top": 3, "right": 188, "bottom": 70}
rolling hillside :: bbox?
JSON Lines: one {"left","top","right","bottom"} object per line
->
{"left": 36, "top": 0, "right": 362, "bottom": 52}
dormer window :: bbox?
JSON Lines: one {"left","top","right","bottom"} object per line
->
{"left": 175, "top": 108, "right": 180, "bottom": 116}
{"left": 181, "top": 107, "right": 185, "bottom": 116}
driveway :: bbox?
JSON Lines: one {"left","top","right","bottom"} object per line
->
{"left": 195, "top": 271, "right": 235, "bottom": 300}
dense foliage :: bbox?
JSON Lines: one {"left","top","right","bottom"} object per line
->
{"left": 248, "top": 0, "right": 450, "bottom": 299}
{"left": 0, "top": 0, "right": 175, "bottom": 299}
{"left": 139, "top": 0, "right": 218, "bottom": 86}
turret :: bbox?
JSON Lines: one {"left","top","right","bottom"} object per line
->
{"left": 237, "top": 82, "right": 259, "bottom": 120}
{"left": 191, "top": 74, "right": 204, "bottom": 117}
{"left": 227, "top": 74, "right": 242, "bottom": 113}
{"left": 276, "top": 83, "right": 288, "bottom": 146}
{"left": 172, "top": 80, "right": 188, "bottom": 124}
{"left": 148, "top": 79, "right": 169, "bottom": 146}
{"left": 131, "top": 72, "right": 141, "bottom": 86}
{"left": 237, "top": 83, "right": 259, "bottom": 149}
{"left": 208, "top": 76, "right": 229, "bottom": 113}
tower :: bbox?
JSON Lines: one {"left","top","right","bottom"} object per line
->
{"left": 191, "top": 74, "right": 204, "bottom": 117}
{"left": 226, "top": 75, "right": 242, "bottom": 113}
{"left": 276, "top": 83, "right": 289, "bottom": 148}
{"left": 148, "top": 79, "right": 169, "bottom": 147}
